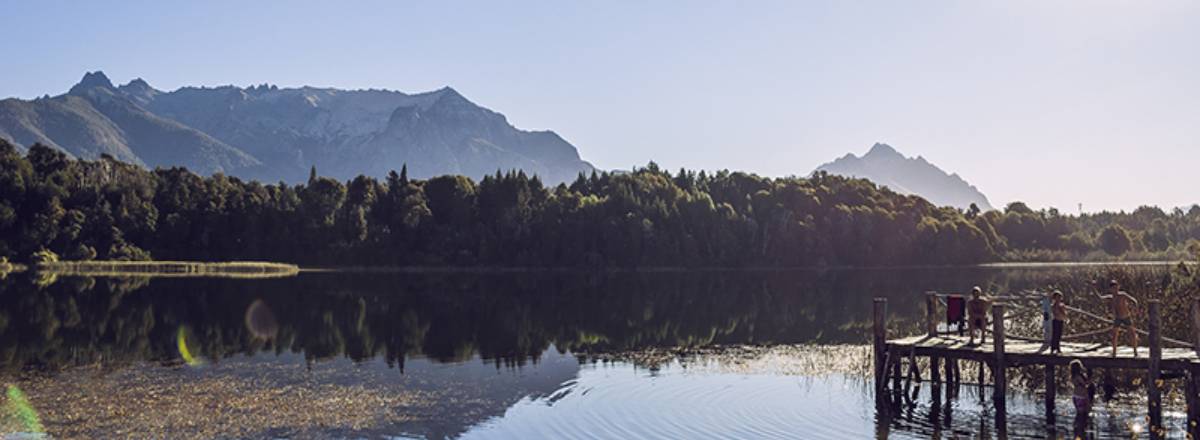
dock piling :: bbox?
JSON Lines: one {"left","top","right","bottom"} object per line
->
{"left": 1191, "top": 299, "right": 1200, "bottom": 437}
{"left": 1188, "top": 366, "right": 1200, "bottom": 438}
{"left": 1148, "top": 300, "right": 1162, "bottom": 437}
{"left": 1044, "top": 363, "right": 1055, "bottom": 425}
{"left": 926, "top": 292, "right": 937, "bottom": 337}
{"left": 992, "top": 303, "right": 1006, "bottom": 410}
{"left": 931, "top": 355, "right": 940, "bottom": 384}
{"left": 892, "top": 354, "right": 902, "bottom": 393}
{"left": 873, "top": 298, "right": 887, "bottom": 394}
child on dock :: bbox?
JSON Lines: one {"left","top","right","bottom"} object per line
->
{"left": 1096, "top": 280, "right": 1139, "bottom": 357}
{"left": 967, "top": 286, "right": 990, "bottom": 345}
{"left": 1051, "top": 290, "right": 1067, "bottom": 354}
{"left": 1041, "top": 291, "right": 1052, "bottom": 348}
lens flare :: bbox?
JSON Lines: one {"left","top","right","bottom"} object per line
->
{"left": 244, "top": 299, "right": 279, "bottom": 340}
{"left": 5, "top": 384, "right": 45, "bottom": 434}
{"left": 176, "top": 326, "right": 205, "bottom": 367}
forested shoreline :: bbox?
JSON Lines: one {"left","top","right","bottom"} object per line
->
{"left": 2, "top": 140, "right": 1198, "bottom": 267}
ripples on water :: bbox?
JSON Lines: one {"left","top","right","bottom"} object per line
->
{"left": 457, "top": 354, "right": 1185, "bottom": 440}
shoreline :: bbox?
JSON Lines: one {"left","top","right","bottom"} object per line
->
{"left": 302, "top": 259, "right": 1194, "bottom": 273}
{"left": 6, "top": 259, "right": 1191, "bottom": 278}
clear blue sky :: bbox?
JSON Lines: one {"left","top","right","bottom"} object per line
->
{"left": 3, "top": 0, "right": 1198, "bottom": 212}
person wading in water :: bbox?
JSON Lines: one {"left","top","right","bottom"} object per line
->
{"left": 1070, "top": 359, "right": 1095, "bottom": 437}
{"left": 1096, "top": 279, "right": 1139, "bottom": 357}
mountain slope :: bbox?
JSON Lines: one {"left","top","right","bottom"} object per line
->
{"left": 0, "top": 71, "right": 595, "bottom": 184}
{"left": 0, "top": 71, "right": 261, "bottom": 176}
{"left": 816, "top": 143, "right": 993, "bottom": 210}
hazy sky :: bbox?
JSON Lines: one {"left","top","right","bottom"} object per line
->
{"left": 3, "top": 1, "right": 1198, "bottom": 212}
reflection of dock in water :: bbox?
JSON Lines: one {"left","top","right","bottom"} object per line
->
{"left": 874, "top": 294, "right": 1200, "bottom": 439}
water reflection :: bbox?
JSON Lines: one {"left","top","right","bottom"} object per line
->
{"left": 0, "top": 267, "right": 1071, "bottom": 371}
{"left": 0, "top": 267, "right": 1185, "bottom": 438}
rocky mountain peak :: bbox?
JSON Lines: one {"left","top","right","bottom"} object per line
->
{"left": 118, "top": 78, "right": 161, "bottom": 106}
{"left": 122, "top": 78, "right": 154, "bottom": 91}
{"left": 863, "top": 142, "right": 902, "bottom": 159}
{"left": 816, "top": 143, "right": 993, "bottom": 211}
{"left": 69, "top": 71, "right": 115, "bottom": 94}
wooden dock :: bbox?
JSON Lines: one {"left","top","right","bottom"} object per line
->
{"left": 886, "top": 334, "right": 1200, "bottom": 370}
{"left": 874, "top": 294, "right": 1200, "bottom": 439}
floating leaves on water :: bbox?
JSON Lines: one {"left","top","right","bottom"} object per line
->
{"left": 4, "top": 385, "right": 45, "bottom": 434}
{"left": 176, "top": 326, "right": 205, "bottom": 367}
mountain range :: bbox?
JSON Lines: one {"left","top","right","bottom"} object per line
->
{"left": 0, "top": 73, "right": 992, "bottom": 210}
{"left": 0, "top": 72, "right": 595, "bottom": 183}
{"left": 816, "top": 143, "right": 993, "bottom": 211}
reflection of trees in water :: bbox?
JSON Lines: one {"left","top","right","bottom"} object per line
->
{"left": 0, "top": 268, "right": 1111, "bottom": 371}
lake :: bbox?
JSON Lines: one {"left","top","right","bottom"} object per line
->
{"left": 0, "top": 266, "right": 1185, "bottom": 438}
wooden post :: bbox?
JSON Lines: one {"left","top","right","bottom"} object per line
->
{"left": 1192, "top": 298, "right": 1200, "bottom": 357}
{"left": 874, "top": 298, "right": 887, "bottom": 394}
{"left": 1148, "top": 300, "right": 1162, "bottom": 437}
{"left": 1044, "top": 363, "right": 1056, "bottom": 425}
{"left": 892, "top": 354, "right": 902, "bottom": 393}
{"left": 1191, "top": 299, "right": 1200, "bottom": 437}
{"left": 1188, "top": 366, "right": 1200, "bottom": 439}
{"left": 908, "top": 348, "right": 921, "bottom": 383}
{"left": 926, "top": 291, "right": 938, "bottom": 337}
{"left": 992, "top": 303, "right": 1007, "bottom": 410}
{"left": 931, "top": 355, "right": 941, "bottom": 384}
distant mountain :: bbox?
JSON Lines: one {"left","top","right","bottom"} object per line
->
{"left": 0, "top": 71, "right": 595, "bottom": 183}
{"left": 816, "top": 143, "right": 993, "bottom": 211}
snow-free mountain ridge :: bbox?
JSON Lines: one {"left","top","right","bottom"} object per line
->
{"left": 816, "top": 143, "right": 993, "bottom": 211}
{"left": 0, "top": 71, "right": 595, "bottom": 184}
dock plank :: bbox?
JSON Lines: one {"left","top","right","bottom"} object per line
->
{"left": 888, "top": 334, "right": 1199, "bottom": 370}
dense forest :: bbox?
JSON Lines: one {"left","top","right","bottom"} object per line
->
{"left": 2, "top": 139, "right": 1199, "bottom": 267}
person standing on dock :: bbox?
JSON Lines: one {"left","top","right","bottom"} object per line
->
{"left": 967, "top": 286, "right": 990, "bottom": 345}
{"left": 1041, "top": 291, "right": 1053, "bottom": 348}
{"left": 1096, "top": 279, "right": 1139, "bottom": 357}
{"left": 1051, "top": 290, "right": 1067, "bottom": 354}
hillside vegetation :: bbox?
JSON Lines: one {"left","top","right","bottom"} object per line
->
{"left": 1, "top": 140, "right": 1197, "bottom": 267}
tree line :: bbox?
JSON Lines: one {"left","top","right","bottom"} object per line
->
{"left": 2, "top": 139, "right": 1199, "bottom": 267}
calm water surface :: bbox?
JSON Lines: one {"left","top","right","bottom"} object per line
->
{"left": 0, "top": 267, "right": 1183, "bottom": 438}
